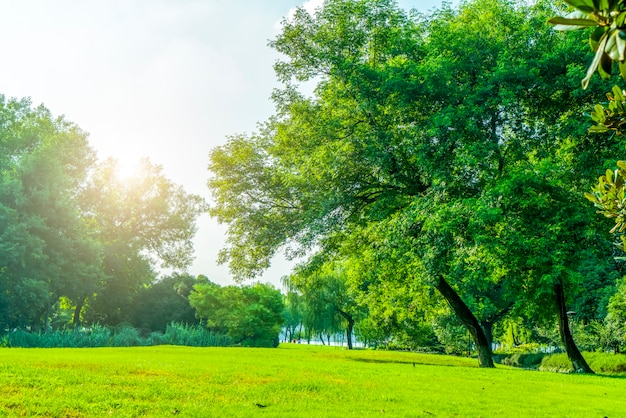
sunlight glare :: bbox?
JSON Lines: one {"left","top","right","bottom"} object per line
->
{"left": 114, "top": 157, "right": 143, "bottom": 183}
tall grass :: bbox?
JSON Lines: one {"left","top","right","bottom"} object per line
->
{"left": 160, "top": 322, "right": 233, "bottom": 346}
{"left": 1, "top": 323, "right": 232, "bottom": 348}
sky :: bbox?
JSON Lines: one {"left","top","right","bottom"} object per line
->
{"left": 0, "top": 0, "right": 456, "bottom": 287}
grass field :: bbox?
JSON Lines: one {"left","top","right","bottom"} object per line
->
{"left": 1, "top": 344, "right": 625, "bottom": 417}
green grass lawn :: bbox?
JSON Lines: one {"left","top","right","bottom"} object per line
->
{"left": 0, "top": 344, "right": 624, "bottom": 417}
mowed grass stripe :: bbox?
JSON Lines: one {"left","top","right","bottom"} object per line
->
{"left": 0, "top": 344, "right": 624, "bottom": 417}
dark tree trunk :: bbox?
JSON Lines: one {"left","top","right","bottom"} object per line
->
{"left": 435, "top": 276, "right": 494, "bottom": 368}
{"left": 73, "top": 298, "right": 85, "bottom": 327}
{"left": 338, "top": 309, "right": 355, "bottom": 350}
{"left": 554, "top": 280, "right": 594, "bottom": 374}
{"left": 33, "top": 306, "right": 48, "bottom": 333}
{"left": 481, "top": 320, "right": 494, "bottom": 350}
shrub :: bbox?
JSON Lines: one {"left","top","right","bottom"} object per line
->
{"left": 540, "top": 352, "right": 626, "bottom": 374}
{"left": 496, "top": 353, "right": 546, "bottom": 369}
{"left": 111, "top": 326, "right": 143, "bottom": 347}
{"left": 162, "top": 322, "right": 233, "bottom": 347}
{"left": 1, "top": 323, "right": 232, "bottom": 348}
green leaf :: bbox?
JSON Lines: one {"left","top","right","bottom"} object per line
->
{"left": 583, "top": 34, "right": 609, "bottom": 88}
{"left": 589, "top": 125, "right": 610, "bottom": 133}
{"left": 590, "top": 26, "right": 608, "bottom": 51}
{"left": 563, "top": 0, "right": 597, "bottom": 12}
{"left": 599, "top": 50, "right": 614, "bottom": 78}
{"left": 596, "top": 0, "right": 610, "bottom": 11}
{"left": 620, "top": 60, "right": 626, "bottom": 80}
{"left": 585, "top": 192, "right": 599, "bottom": 202}
{"left": 605, "top": 30, "right": 626, "bottom": 62}
{"left": 590, "top": 103, "right": 606, "bottom": 121}
{"left": 549, "top": 16, "right": 599, "bottom": 31}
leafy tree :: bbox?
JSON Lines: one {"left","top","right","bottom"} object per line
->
{"left": 189, "top": 281, "right": 284, "bottom": 347}
{"left": 129, "top": 273, "right": 200, "bottom": 332}
{"left": 208, "top": 0, "right": 617, "bottom": 368}
{"left": 0, "top": 95, "right": 207, "bottom": 333}
{"left": 284, "top": 263, "right": 362, "bottom": 349}
{"left": 0, "top": 96, "right": 104, "bottom": 331}
{"left": 601, "top": 278, "right": 626, "bottom": 352}
{"left": 282, "top": 289, "right": 305, "bottom": 342}
{"left": 80, "top": 158, "right": 207, "bottom": 325}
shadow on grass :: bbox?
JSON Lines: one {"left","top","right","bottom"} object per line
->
{"left": 348, "top": 357, "right": 476, "bottom": 368}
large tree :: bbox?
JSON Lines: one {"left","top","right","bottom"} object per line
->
{"left": 209, "top": 0, "right": 615, "bottom": 367}
{"left": 0, "top": 97, "right": 103, "bottom": 331}
{"left": 79, "top": 158, "right": 207, "bottom": 325}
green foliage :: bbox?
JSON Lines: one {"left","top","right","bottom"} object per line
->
{"left": 541, "top": 351, "right": 626, "bottom": 373}
{"left": 586, "top": 161, "right": 626, "bottom": 246}
{"left": 0, "top": 94, "right": 207, "bottom": 332}
{"left": 549, "top": 0, "right": 626, "bottom": 88}
{"left": 160, "top": 322, "right": 233, "bottom": 347}
{"left": 206, "top": 0, "right": 622, "bottom": 367}
{"left": 496, "top": 352, "right": 547, "bottom": 369}
{"left": 4, "top": 326, "right": 111, "bottom": 348}
{"left": 189, "top": 282, "right": 284, "bottom": 347}
{"left": 129, "top": 273, "right": 199, "bottom": 332}
{"left": 432, "top": 314, "right": 472, "bottom": 355}
{"left": 81, "top": 159, "right": 207, "bottom": 325}
{"left": 285, "top": 262, "right": 363, "bottom": 348}
{"left": 589, "top": 85, "right": 626, "bottom": 134}
{"left": 2, "top": 323, "right": 231, "bottom": 348}
{"left": 282, "top": 290, "right": 304, "bottom": 341}
{"left": 604, "top": 278, "right": 626, "bottom": 350}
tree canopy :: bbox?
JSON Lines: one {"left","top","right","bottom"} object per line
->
{"left": 0, "top": 95, "right": 207, "bottom": 331}
{"left": 209, "top": 0, "right": 623, "bottom": 369}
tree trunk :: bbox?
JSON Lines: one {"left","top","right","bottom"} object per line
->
{"left": 481, "top": 320, "right": 494, "bottom": 350}
{"left": 554, "top": 280, "right": 594, "bottom": 374}
{"left": 73, "top": 298, "right": 85, "bottom": 327}
{"left": 338, "top": 309, "right": 355, "bottom": 350}
{"left": 435, "top": 276, "right": 494, "bottom": 368}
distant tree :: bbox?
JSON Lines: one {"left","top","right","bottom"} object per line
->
{"left": 80, "top": 158, "right": 207, "bottom": 325}
{"left": 129, "top": 273, "right": 201, "bottom": 332}
{"left": 284, "top": 264, "right": 362, "bottom": 349}
{"left": 282, "top": 289, "right": 305, "bottom": 342}
{"left": 189, "top": 281, "right": 284, "bottom": 347}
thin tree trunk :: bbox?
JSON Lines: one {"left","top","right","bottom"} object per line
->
{"left": 435, "top": 276, "right": 494, "bottom": 368}
{"left": 73, "top": 298, "right": 85, "bottom": 327}
{"left": 555, "top": 280, "right": 594, "bottom": 374}
{"left": 338, "top": 309, "right": 355, "bottom": 350}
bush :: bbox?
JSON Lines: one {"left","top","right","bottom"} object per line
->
{"left": 1, "top": 323, "right": 232, "bottom": 348}
{"left": 111, "top": 326, "right": 143, "bottom": 347}
{"left": 495, "top": 353, "right": 546, "bottom": 369}
{"left": 162, "top": 322, "right": 233, "bottom": 347}
{"left": 540, "top": 352, "right": 626, "bottom": 374}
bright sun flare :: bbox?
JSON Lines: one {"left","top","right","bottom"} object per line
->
{"left": 114, "top": 157, "right": 143, "bottom": 182}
